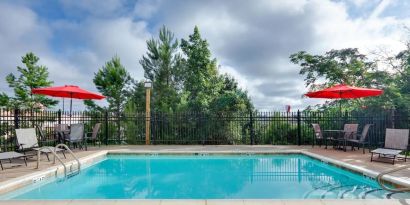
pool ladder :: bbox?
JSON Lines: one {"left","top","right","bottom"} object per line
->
{"left": 376, "top": 163, "right": 410, "bottom": 192}
{"left": 36, "top": 144, "right": 81, "bottom": 178}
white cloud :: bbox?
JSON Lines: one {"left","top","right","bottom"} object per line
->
{"left": 0, "top": 2, "right": 51, "bottom": 91}
{"left": 0, "top": 1, "right": 152, "bottom": 110}
{"left": 140, "top": 0, "right": 410, "bottom": 110}
{"left": 370, "top": 0, "right": 393, "bottom": 19}
{"left": 1, "top": 0, "right": 409, "bottom": 111}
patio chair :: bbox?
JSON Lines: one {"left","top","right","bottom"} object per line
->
{"left": 0, "top": 151, "right": 27, "bottom": 170}
{"left": 347, "top": 124, "right": 372, "bottom": 154}
{"left": 85, "top": 123, "right": 102, "bottom": 149}
{"left": 54, "top": 124, "right": 69, "bottom": 143}
{"left": 370, "top": 128, "right": 409, "bottom": 164}
{"left": 15, "top": 128, "right": 66, "bottom": 161}
{"left": 35, "top": 124, "right": 57, "bottom": 147}
{"left": 65, "top": 123, "right": 85, "bottom": 149}
{"left": 336, "top": 124, "right": 358, "bottom": 152}
{"left": 312, "top": 124, "right": 325, "bottom": 147}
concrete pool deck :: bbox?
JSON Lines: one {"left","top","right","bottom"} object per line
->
{"left": 0, "top": 145, "right": 410, "bottom": 204}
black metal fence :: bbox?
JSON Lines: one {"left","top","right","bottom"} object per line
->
{"left": 0, "top": 109, "right": 408, "bottom": 151}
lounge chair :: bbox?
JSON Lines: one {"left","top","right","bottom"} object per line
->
{"left": 371, "top": 128, "right": 409, "bottom": 164}
{"left": 85, "top": 123, "right": 102, "bottom": 149}
{"left": 0, "top": 151, "right": 27, "bottom": 170}
{"left": 312, "top": 124, "right": 325, "bottom": 147}
{"left": 15, "top": 128, "right": 66, "bottom": 161}
{"left": 336, "top": 124, "right": 358, "bottom": 151}
{"left": 347, "top": 124, "right": 372, "bottom": 154}
{"left": 65, "top": 123, "right": 85, "bottom": 149}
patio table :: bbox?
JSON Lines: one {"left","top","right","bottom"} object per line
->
{"left": 323, "top": 130, "right": 344, "bottom": 150}
{"left": 55, "top": 129, "right": 70, "bottom": 144}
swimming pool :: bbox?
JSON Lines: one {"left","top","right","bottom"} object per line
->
{"left": 2, "top": 154, "right": 409, "bottom": 199}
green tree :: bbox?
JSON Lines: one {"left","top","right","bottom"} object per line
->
{"left": 180, "top": 26, "right": 220, "bottom": 111}
{"left": 290, "top": 48, "right": 377, "bottom": 90}
{"left": 210, "top": 74, "right": 252, "bottom": 113}
{"left": 83, "top": 99, "right": 104, "bottom": 112}
{"left": 94, "top": 56, "right": 132, "bottom": 114}
{"left": 290, "top": 48, "right": 390, "bottom": 110}
{"left": 0, "top": 52, "right": 57, "bottom": 109}
{"left": 126, "top": 81, "right": 146, "bottom": 112}
{"left": 392, "top": 42, "right": 410, "bottom": 111}
{"left": 139, "top": 26, "right": 182, "bottom": 112}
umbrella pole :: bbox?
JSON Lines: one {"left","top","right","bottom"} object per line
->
{"left": 62, "top": 98, "right": 65, "bottom": 111}
{"left": 69, "top": 94, "right": 73, "bottom": 125}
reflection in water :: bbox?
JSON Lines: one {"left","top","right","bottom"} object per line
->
{"left": 8, "top": 155, "right": 407, "bottom": 199}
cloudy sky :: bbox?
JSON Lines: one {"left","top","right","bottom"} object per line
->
{"left": 0, "top": 0, "right": 409, "bottom": 111}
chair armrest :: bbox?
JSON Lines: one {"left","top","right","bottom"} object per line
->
{"left": 39, "top": 138, "right": 56, "bottom": 146}
{"left": 19, "top": 143, "right": 25, "bottom": 150}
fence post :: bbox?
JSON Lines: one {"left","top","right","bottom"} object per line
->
{"left": 104, "top": 110, "right": 108, "bottom": 145}
{"left": 57, "top": 109, "right": 62, "bottom": 125}
{"left": 14, "top": 109, "right": 20, "bottom": 129}
{"left": 391, "top": 109, "right": 395, "bottom": 129}
{"left": 250, "top": 110, "right": 255, "bottom": 145}
{"left": 297, "top": 110, "right": 301, "bottom": 146}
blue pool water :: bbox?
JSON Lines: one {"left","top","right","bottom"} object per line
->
{"left": 2, "top": 154, "right": 410, "bottom": 199}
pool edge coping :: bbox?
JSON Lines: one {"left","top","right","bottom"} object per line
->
{"left": 0, "top": 148, "right": 409, "bottom": 197}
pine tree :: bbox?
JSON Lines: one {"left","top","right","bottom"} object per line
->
{"left": 180, "top": 26, "right": 219, "bottom": 111}
{"left": 0, "top": 52, "right": 57, "bottom": 109}
{"left": 139, "top": 26, "right": 182, "bottom": 112}
{"left": 94, "top": 56, "right": 131, "bottom": 114}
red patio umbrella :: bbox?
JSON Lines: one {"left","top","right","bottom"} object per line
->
{"left": 305, "top": 84, "right": 383, "bottom": 111}
{"left": 32, "top": 85, "right": 105, "bottom": 122}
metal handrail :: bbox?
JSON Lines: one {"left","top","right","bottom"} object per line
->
{"left": 36, "top": 147, "right": 67, "bottom": 177}
{"left": 35, "top": 144, "right": 81, "bottom": 178}
{"left": 376, "top": 164, "right": 410, "bottom": 192}
{"left": 54, "top": 144, "right": 81, "bottom": 173}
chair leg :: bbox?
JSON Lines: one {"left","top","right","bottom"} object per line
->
{"left": 0, "top": 160, "right": 3, "bottom": 170}
{"left": 45, "top": 153, "right": 50, "bottom": 161}
{"left": 344, "top": 140, "right": 347, "bottom": 152}
{"left": 23, "top": 157, "right": 27, "bottom": 166}
{"left": 370, "top": 152, "right": 374, "bottom": 162}
{"left": 62, "top": 151, "right": 66, "bottom": 159}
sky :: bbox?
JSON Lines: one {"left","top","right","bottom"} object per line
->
{"left": 0, "top": 0, "right": 409, "bottom": 111}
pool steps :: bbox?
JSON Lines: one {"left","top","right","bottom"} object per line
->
{"left": 303, "top": 183, "right": 406, "bottom": 199}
